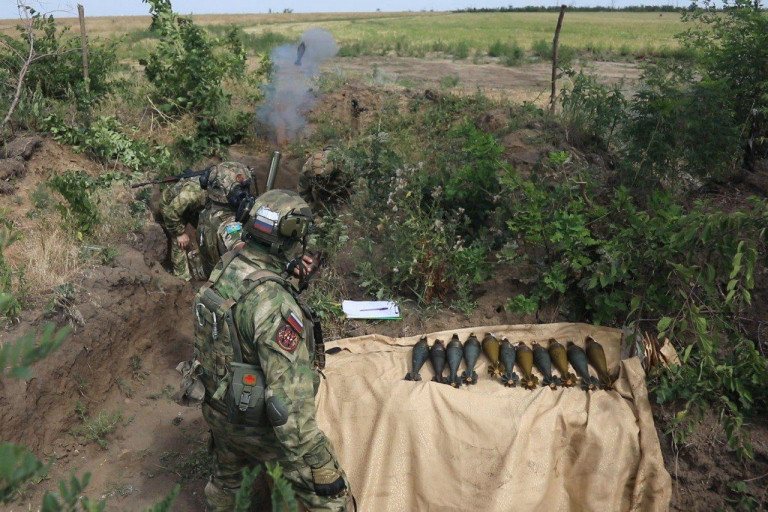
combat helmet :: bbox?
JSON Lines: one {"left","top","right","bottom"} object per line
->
{"left": 204, "top": 161, "right": 252, "bottom": 208}
{"left": 302, "top": 148, "right": 337, "bottom": 177}
{"left": 238, "top": 189, "right": 312, "bottom": 255}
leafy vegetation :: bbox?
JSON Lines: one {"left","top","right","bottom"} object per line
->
{"left": 299, "top": 2, "right": 768, "bottom": 477}
{"left": 140, "top": 0, "right": 260, "bottom": 157}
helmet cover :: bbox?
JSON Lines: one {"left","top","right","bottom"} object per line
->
{"left": 243, "top": 189, "right": 313, "bottom": 254}
{"left": 206, "top": 162, "right": 251, "bottom": 206}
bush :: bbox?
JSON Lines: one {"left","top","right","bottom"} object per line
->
{"left": 141, "top": 0, "right": 255, "bottom": 156}
{"left": 0, "top": 227, "right": 23, "bottom": 320}
{"left": 452, "top": 41, "right": 470, "bottom": 60}
{"left": 43, "top": 114, "right": 174, "bottom": 173}
{"left": 560, "top": 68, "right": 627, "bottom": 150}
{"left": 47, "top": 171, "right": 101, "bottom": 235}
{"left": 0, "top": 11, "right": 118, "bottom": 104}
{"left": 623, "top": 61, "right": 742, "bottom": 183}
{"left": 680, "top": 0, "right": 768, "bottom": 170}
{"left": 499, "top": 167, "right": 768, "bottom": 458}
{"left": 488, "top": 40, "right": 523, "bottom": 66}
{"left": 532, "top": 39, "right": 575, "bottom": 66}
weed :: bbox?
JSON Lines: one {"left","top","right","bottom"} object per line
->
{"left": 47, "top": 171, "right": 100, "bottom": 235}
{"left": 0, "top": 226, "right": 22, "bottom": 321}
{"left": 559, "top": 68, "right": 627, "bottom": 150}
{"left": 160, "top": 445, "right": 211, "bottom": 481}
{"left": 488, "top": 40, "right": 523, "bottom": 66}
{"left": 130, "top": 355, "right": 149, "bottom": 382}
{"left": 73, "top": 374, "right": 89, "bottom": 397}
{"left": 74, "top": 400, "right": 87, "bottom": 422}
{"left": 439, "top": 74, "right": 460, "bottom": 89}
{"left": 29, "top": 183, "right": 53, "bottom": 213}
{"left": 452, "top": 41, "right": 470, "bottom": 60}
{"left": 149, "top": 385, "right": 175, "bottom": 401}
{"left": 72, "top": 410, "right": 122, "bottom": 449}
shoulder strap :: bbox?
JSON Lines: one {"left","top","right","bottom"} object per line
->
{"left": 206, "top": 242, "right": 246, "bottom": 286}
{"left": 234, "top": 269, "right": 292, "bottom": 303}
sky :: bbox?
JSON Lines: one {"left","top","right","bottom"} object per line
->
{"left": 1, "top": 0, "right": 688, "bottom": 19}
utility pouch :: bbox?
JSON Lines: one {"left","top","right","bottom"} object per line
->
{"left": 187, "top": 249, "right": 205, "bottom": 281}
{"left": 226, "top": 361, "right": 267, "bottom": 426}
{"left": 176, "top": 359, "right": 205, "bottom": 405}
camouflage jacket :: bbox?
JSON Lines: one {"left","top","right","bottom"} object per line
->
{"left": 202, "top": 242, "right": 336, "bottom": 470}
{"left": 198, "top": 205, "right": 243, "bottom": 278}
{"left": 161, "top": 178, "right": 206, "bottom": 236}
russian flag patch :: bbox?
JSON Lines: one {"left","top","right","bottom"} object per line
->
{"left": 287, "top": 312, "right": 303, "bottom": 333}
{"left": 253, "top": 216, "right": 275, "bottom": 233}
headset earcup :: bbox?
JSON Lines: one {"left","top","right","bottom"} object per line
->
{"left": 236, "top": 195, "right": 255, "bottom": 223}
{"left": 199, "top": 169, "right": 211, "bottom": 189}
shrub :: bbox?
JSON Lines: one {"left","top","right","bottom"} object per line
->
{"left": 0, "top": 11, "right": 118, "bottom": 103}
{"left": 0, "top": 227, "right": 22, "bottom": 320}
{"left": 499, "top": 167, "right": 768, "bottom": 458}
{"left": 141, "top": 0, "right": 255, "bottom": 156}
{"left": 560, "top": 68, "right": 627, "bottom": 150}
{"left": 452, "top": 41, "right": 470, "bottom": 60}
{"left": 488, "top": 40, "right": 523, "bottom": 66}
{"left": 623, "top": 61, "right": 742, "bottom": 183}
{"left": 47, "top": 171, "right": 101, "bottom": 235}
{"left": 43, "top": 114, "right": 174, "bottom": 173}
{"left": 680, "top": 0, "right": 768, "bottom": 170}
{"left": 532, "top": 39, "right": 575, "bottom": 66}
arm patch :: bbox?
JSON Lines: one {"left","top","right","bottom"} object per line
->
{"left": 276, "top": 323, "right": 300, "bottom": 352}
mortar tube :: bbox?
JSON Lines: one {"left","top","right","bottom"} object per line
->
{"left": 266, "top": 151, "right": 281, "bottom": 191}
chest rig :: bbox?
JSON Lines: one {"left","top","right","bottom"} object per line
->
{"left": 192, "top": 246, "right": 324, "bottom": 426}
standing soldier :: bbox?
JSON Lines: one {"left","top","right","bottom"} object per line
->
{"left": 196, "top": 162, "right": 256, "bottom": 278}
{"left": 190, "top": 189, "right": 350, "bottom": 511}
{"left": 158, "top": 176, "right": 206, "bottom": 281}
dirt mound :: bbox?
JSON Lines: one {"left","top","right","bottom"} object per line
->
{"left": 0, "top": 231, "right": 191, "bottom": 452}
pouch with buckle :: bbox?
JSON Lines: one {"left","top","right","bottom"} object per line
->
{"left": 226, "top": 361, "right": 267, "bottom": 425}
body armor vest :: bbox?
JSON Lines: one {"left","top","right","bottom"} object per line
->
{"left": 192, "top": 247, "right": 323, "bottom": 427}
{"left": 198, "top": 206, "right": 231, "bottom": 278}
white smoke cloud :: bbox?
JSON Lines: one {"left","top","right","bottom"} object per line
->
{"left": 257, "top": 28, "right": 339, "bottom": 145}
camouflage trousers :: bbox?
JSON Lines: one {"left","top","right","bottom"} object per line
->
{"left": 202, "top": 404, "right": 350, "bottom": 512}
{"left": 159, "top": 223, "right": 191, "bottom": 281}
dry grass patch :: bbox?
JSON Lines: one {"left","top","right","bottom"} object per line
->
{"left": 12, "top": 217, "right": 82, "bottom": 297}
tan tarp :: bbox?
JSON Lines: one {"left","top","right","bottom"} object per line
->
{"left": 316, "top": 323, "right": 671, "bottom": 512}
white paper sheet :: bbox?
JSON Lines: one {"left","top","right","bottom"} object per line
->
{"left": 342, "top": 300, "right": 401, "bottom": 319}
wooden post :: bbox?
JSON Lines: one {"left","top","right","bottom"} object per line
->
{"left": 77, "top": 4, "right": 89, "bottom": 94}
{"left": 549, "top": 5, "right": 567, "bottom": 112}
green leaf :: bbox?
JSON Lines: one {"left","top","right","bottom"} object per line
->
{"left": 682, "top": 344, "right": 694, "bottom": 363}
{"left": 657, "top": 316, "right": 672, "bottom": 333}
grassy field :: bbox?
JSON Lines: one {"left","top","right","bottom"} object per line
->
{"left": 0, "top": 11, "right": 689, "bottom": 61}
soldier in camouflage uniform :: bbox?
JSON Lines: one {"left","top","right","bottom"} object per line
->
{"left": 298, "top": 147, "right": 348, "bottom": 213}
{"left": 158, "top": 177, "right": 206, "bottom": 281}
{"left": 197, "top": 162, "right": 256, "bottom": 279}
{"left": 190, "top": 189, "right": 350, "bottom": 511}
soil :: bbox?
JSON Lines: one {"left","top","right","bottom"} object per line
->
{"left": 1, "top": 60, "right": 766, "bottom": 511}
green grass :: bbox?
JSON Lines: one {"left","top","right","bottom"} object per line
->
{"left": 239, "top": 12, "right": 688, "bottom": 60}
{"left": 93, "top": 11, "right": 688, "bottom": 63}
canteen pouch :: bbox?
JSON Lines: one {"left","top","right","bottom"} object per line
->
{"left": 227, "top": 361, "right": 267, "bottom": 426}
